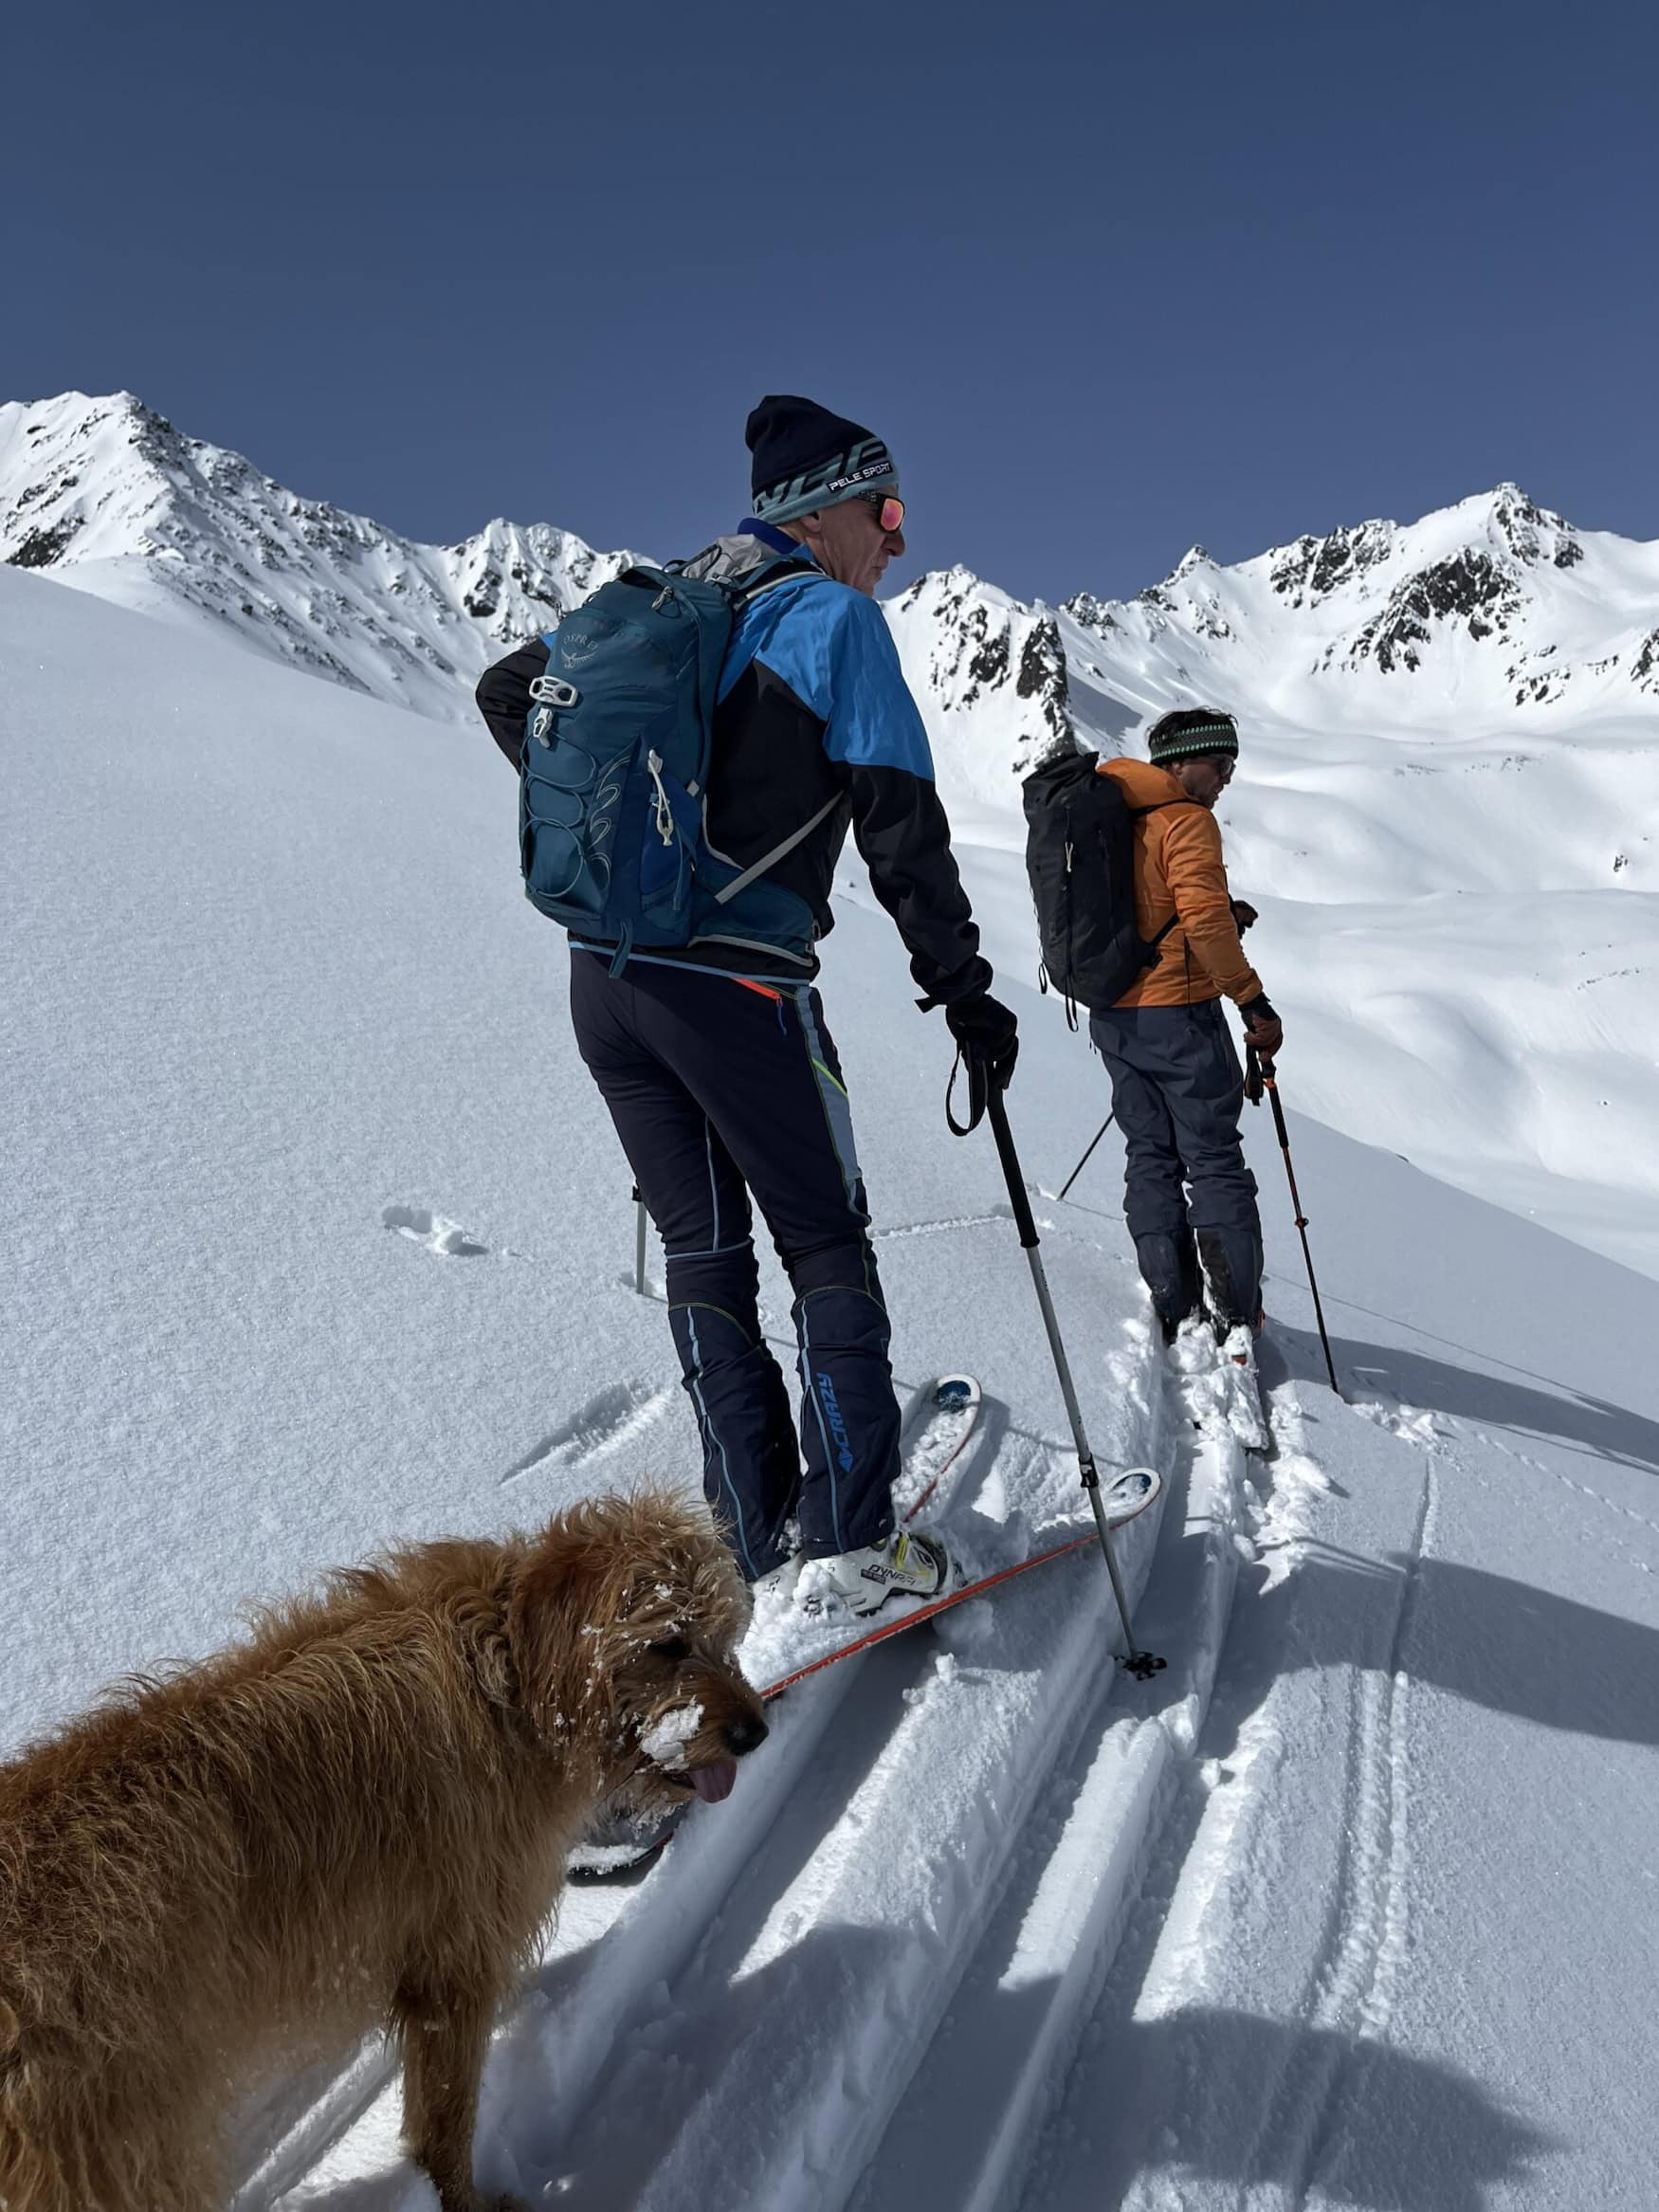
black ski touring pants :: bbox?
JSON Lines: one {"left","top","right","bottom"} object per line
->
{"left": 569, "top": 949, "right": 899, "bottom": 1580}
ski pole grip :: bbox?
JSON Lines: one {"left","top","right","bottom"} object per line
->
{"left": 987, "top": 1086, "right": 1040, "bottom": 1251}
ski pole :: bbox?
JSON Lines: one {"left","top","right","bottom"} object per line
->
{"left": 984, "top": 1083, "right": 1165, "bottom": 1679}
{"left": 1249, "top": 1050, "right": 1339, "bottom": 1395}
{"left": 1057, "top": 1113, "right": 1114, "bottom": 1203}
{"left": 631, "top": 1185, "right": 648, "bottom": 1297}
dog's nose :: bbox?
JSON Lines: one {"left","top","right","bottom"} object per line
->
{"left": 723, "top": 1711, "right": 769, "bottom": 1758}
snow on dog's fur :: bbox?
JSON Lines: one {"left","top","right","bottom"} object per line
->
{"left": 0, "top": 1487, "right": 764, "bottom": 2212}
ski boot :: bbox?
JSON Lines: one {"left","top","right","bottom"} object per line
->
{"left": 806, "top": 1526, "right": 956, "bottom": 1618}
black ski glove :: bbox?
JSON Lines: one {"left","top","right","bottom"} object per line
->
{"left": 1239, "top": 992, "right": 1283, "bottom": 1066}
{"left": 944, "top": 991, "right": 1020, "bottom": 1091}
{"left": 1231, "top": 898, "right": 1259, "bottom": 935}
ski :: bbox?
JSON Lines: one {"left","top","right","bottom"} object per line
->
{"left": 1172, "top": 1318, "right": 1272, "bottom": 1454}
{"left": 759, "top": 1465, "right": 1163, "bottom": 1701}
{"left": 896, "top": 1373, "right": 981, "bottom": 1522}
{"left": 1222, "top": 1346, "right": 1272, "bottom": 1454}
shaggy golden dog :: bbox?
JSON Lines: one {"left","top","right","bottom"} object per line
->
{"left": 0, "top": 1487, "right": 765, "bottom": 2212}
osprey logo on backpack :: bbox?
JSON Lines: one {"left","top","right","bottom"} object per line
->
{"left": 519, "top": 558, "right": 831, "bottom": 974}
{"left": 550, "top": 619, "right": 611, "bottom": 667}
{"left": 1022, "top": 749, "right": 1185, "bottom": 1023}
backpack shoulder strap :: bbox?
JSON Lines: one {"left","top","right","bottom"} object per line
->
{"left": 732, "top": 554, "right": 825, "bottom": 605}
{"left": 702, "top": 557, "right": 837, "bottom": 908}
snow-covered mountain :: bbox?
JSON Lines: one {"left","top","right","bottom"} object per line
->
{"left": 884, "top": 483, "right": 1659, "bottom": 830}
{"left": 0, "top": 391, "right": 634, "bottom": 718}
{"left": 11, "top": 391, "right": 1657, "bottom": 759}
{"left": 1060, "top": 484, "right": 1659, "bottom": 716}
{"left": 6, "top": 389, "right": 1657, "bottom": 1272}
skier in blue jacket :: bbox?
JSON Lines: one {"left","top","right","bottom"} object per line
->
{"left": 478, "top": 395, "right": 1018, "bottom": 1616}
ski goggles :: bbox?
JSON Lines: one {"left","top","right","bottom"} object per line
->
{"left": 852, "top": 489, "right": 906, "bottom": 534}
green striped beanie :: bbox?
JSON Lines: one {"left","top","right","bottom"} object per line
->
{"left": 1147, "top": 708, "right": 1239, "bottom": 765}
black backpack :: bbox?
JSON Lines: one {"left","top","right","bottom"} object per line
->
{"left": 1022, "top": 750, "right": 1184, "bottom": 1022}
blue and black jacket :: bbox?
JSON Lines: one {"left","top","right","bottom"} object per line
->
{"left": 475, "top": 521, "right": 992, "bottom": 1006}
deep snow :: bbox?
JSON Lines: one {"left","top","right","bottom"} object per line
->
{"left": 4, "top": 563, "right": 1658, "bottom": 2210}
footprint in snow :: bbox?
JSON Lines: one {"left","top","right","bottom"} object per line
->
{"left": 382, "top": 1204, "right": 489, "bottom": 1259}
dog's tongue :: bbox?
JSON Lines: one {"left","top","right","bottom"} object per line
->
{"left": 690, "top": 1759, "right": 738, "bottom": 1804}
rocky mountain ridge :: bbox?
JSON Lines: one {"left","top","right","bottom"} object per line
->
{"left": 5, "top": 392, "right": 1657, "bottom": 764}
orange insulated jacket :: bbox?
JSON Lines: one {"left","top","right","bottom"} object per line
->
{"left": 1097, "top": 759, "right": 1263, "bottom": 1009}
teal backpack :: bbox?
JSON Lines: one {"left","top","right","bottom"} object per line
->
{"left": 520, "top": 558, "right": 835, "bottom": 971}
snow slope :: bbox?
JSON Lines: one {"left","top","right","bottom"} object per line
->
{"left": 5, "top": 566, "right": 1658, "bottom": 2209}
{"left": 6, "top": 391, "right": 1656, "bottom": 1276}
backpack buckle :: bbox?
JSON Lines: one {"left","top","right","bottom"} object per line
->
{"left": 528, "top": 674, "right": 580, "bottom": 747}
{"left": 529, "top": 675, "right": 581, "bottom": 708}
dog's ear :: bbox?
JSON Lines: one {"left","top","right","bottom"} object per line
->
{"left": 505, "top": 1516, "right": 620, "bottom": 1738}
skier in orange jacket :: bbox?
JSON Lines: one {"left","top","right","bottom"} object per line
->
{"left": 1091, "top": 708, "right": 1280, "bottom": 1346}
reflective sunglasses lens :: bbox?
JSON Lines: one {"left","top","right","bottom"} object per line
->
{"left": 878, "top": 495, "right": 905, "bottom": 533}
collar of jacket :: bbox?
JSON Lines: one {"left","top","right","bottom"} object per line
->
{"left": 1099, "top": 756, "right": 1194, "bottom": 812}
{"left": 738, "top": 510, "right": 818, "bottom": 557}
{"left": 676, "top": 521, "right": 823, "bottom": 587}
{"left": 739, "top": 515, "right": 817, "bottom": 561}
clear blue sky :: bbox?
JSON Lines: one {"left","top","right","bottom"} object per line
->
{"left": 5, "top": 0, "right": 1655, "bottom": 605}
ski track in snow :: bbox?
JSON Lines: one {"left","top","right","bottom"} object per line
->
{"left": 1357, "top": 1377, "right": 1659, "bottom": 1575}
{"left": 1206, "top": 1404, "right": 1435, "bottom": 2209}
{"left": 1009, "top": 1362, "right": 1451, "bottom": 2212}
{"left": 1468, "top": 1425, "right": 1659, "bottom": 1558}
{"left": 869, "top": 1205, "right": 1013, "bottom": 1241}
{"left": 1294, "top": 1447, "right": 1436, "bottom": 2203}
{"left": 499, "top": 1381, "right": 676, "bottom": 1489}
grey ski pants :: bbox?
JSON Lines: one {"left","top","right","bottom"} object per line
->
{"left": 1088, "top": 996, "right": 1264, "bottom": 1327}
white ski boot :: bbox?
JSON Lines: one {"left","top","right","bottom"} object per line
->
{"left": 812, "top": 1526, "right": 955, "bottom": 1618}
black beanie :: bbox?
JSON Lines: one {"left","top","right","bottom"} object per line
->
{"left": 745, "top": 394, "right": 900, "bottom": 525}
{"left": 1147, "top": 708, "right": 1239, "bottom": 766}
